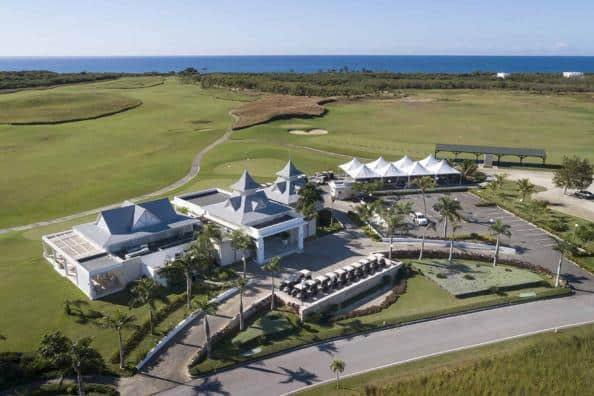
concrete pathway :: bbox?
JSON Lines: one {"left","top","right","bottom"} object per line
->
{"left": 118, "top": 269, "right": 270, "bottom": 396}
{"left": 0, "top": 112, "right": 239, "bottom": 235}
{"left": 159, "top": 292, "right": 594, "bottom": 396}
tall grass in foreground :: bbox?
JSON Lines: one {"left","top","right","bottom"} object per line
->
{"left": 299, "top": 324, "right": 594, "bottom": 396}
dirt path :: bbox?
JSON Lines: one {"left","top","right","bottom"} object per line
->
{"left": 0, "top": 111, "right": 239, "bottom": 235}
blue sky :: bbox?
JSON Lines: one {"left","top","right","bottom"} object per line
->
{"left": 2, "top": 0, "right": 593, "bottom": 56}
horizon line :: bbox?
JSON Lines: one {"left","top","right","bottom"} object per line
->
{"left": 2, "top": 54, "right": 594, "bottom": 58}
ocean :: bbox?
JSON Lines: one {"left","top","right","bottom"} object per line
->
{"left": 1, "top": 55, "right": 594, "bottom": 74}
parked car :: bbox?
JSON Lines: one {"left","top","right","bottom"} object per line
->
{"left": 574, "top": 190, "right": 594, "bottom": 200}
{"left": 409, "top": 211, "right": 429, "bottom": 226}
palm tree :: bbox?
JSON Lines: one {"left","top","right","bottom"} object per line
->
{"left": 130, "top": 278, "right": 160, "bottom": 335}
{"left": 355, "top": 203, "right": 374, "bottom": 223}
{"left": 232, "top": 277, "right": 248, "bottom": 331}
{"left": 263, "top": 256, "right": 282, "bottom": 310}
{"left": 295, "top": 182, "right": 324, "bottom": 220}
{"left": 381, "top": 206, "right": 406, "bottom": 261}
{"left": 448, "top": 223, "right": 461, "bottom": 262}
{"left": 196, "top": 222, "right": 223, "bottom": 265}
{"left": 330, "top": 358, "right": 346, "bottom": 390}
{"left": 98, "top": 311, "right": 136, "bottom": 369}
{"left": 489, "top": 220, "right": 512, "bottom": 266}
{"left": 419, "top": 221, "right": 437, "bottom": 260}
{"left": 160, "top": 249, "right": 207, "bottom": 309}
{"left": 414, "top": 176, "right": 436, "bottom": 215}
{"left": 516, "top": 178, "right": 536, "bottom": 202}
{"left": 457, "top": 159, "right": 478, "bottom": 181}
{"left": 553, "top": 239, "right": 577, "bottom": 287}
{"left": 394, "top": 200, "right": 413, "bottom": 215}
{"left": 434, "top": 196, "right": 462, "bottom": 238}
{"left": 230, "top": 230, "right": 255, "bottom": 278}
{"left": 39, "top": 332, "right": 100, "bottom": 396}
{"left": 330, "top": 195, "right": 336, "bottom": 226}
{"left": 191, "top": 296, "right": 218, "bottom": 360}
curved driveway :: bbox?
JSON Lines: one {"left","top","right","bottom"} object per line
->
{"left": 157, "top": 293, "right": 594, "bottom": 396}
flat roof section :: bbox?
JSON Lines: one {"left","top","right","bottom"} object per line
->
{"left": 253, "top": 214, "right": 296, "bottom": 229}
{"left": 435, "top": 144, "right": 546, "bottom": 159}
{"left": 45, "top": 230, "right": 105, "bottom": 260}
{"left": 78, "top": 253, "right": 121, "bottom": 273}
{"left": 181, "top": 190, "right": 231, "bottom": 207}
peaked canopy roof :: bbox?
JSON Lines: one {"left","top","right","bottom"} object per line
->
{"left": 230, "top": 169, "right": 260, "bottom": 193}
{"left": 419, "top": 154, "right": 440, "bottom": 168}
{"left": 404, "top": 161, "right": 431, "bottom": 177}
{"left": 366, "top": 156, "right": 390, "bottom": 171}
{"left": 350, "top": 164, "right": 378, "bottom": 179}
{"left": 429, "top": 159, "right": 460, "bottom": 175}
{"left": 393, "top": 155, "right": 414, "bottom": 169}
{"left": 339, "top": 157, "right": 362, "bottom": 173}
{"left": 276, "top": 159, "right": 304, "bottom": 180}
{"left": 377, "top": 163, "right": 405, "bottom": 177}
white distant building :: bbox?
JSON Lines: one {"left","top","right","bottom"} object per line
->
{"left": 563, "top": 72, "right": 584, "bottom": 78}
{"left": 496, "top": 72, "right": 511, "bottom": 79}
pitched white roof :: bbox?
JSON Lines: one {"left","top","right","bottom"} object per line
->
{"left": 339, "top": 157, "right": 362, "bottom": 173}
{"left": 377, "top": 163, "right": 406, "bottom": 178}
{"left": 419, "top": 154, "right": 440, "bottom": 168}
{"left": 366, "top": 156, "right": 391, "bottom": 171}
{"left": 349, "top": 164, "right": 378, "bottom": 179}
{"left": 429, "top": 160, "right": 461, "bottom": 175}
{"left": 393, "top": 155, "right": 414, "bottom": 169}
{"left": 404, "top": 161, "right": 431, "bottom": 177}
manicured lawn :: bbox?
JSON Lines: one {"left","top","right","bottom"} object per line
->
{"left": 0, "top": 77, "right": 249, "bottom": 229}
{"left": 190, "top": 271, "right": 567, "bottom": 375}
{"left": 296, "top": 323, "right": 594, "bottom": 396}
{"left": 411, "top": 259, "right": 545, "bottom": 297}
{"left": 236, "top": 90, "right": 594, "bottom": 164}
{"left": 0, "top": 91, "right": 141, "bottom": 124}
{"left": 98, "top": 76, "right": 165, "bottom": 89}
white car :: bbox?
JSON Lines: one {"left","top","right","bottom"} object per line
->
{"left": 409, "top": 211, "right": 429, "bottom": 226}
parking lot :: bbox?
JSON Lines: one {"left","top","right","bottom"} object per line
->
{"left": 382, "top": 191, "right": 594, "bottom": 292}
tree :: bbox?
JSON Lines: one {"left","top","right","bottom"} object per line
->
{"left": 553, "top": 239, "right": 577, "bottom": 287}
{"left": 98, "top": 311, "right": 136, "bottom": 369}
{"left": 489, "top": 220, "right": 512, "bottom": 266}
{"left": 516, "top": 178, "right": 536, "bottom": 202}
{"left": 232, "top": 277, "right": 249, "bottom": 331}
{"left": 263, "top": 256, "right": 282, "bottom": 310}
{"left": 457, "top": 159, "right": 478, "bottom": 181}
{"left": 296, "top": 182, "right": 324, "bottom": 220}
{"left": 414, "top": 176, "right": 436, "bottom": 215}
{"left": 39, "top": 332, "right": 101, "bottom": 396}
{"left": 447, "top": 223, "right": 461, "bottom": 262}
{"left": 434, "top": 196, "right": 462, "bottom": 238}
{"left": 330, "top": 358, "right": 346, "bottom": 390}
{"left": 553, "top": 156, "right": 594, "bottom": 194}
{"left": 381, "top": 206, "right": 406, "bottom": 261}
{"left": 330, "top": 195, "right": 336, "bottom": 226}
{"left": 129, "top": 278, "right": 161, "bottom": 335}
{"left": 355, "top": 203, "right": 374, "bottom": 223}
{"left": 196, "top": 222, "right": 222, "bottom": 265}
{"left": 160, "top": 248, "right": 207, "bottom": 309}
{"left": 352, "top": 181, "right": 381, "bottom": 197}
{"left": 419, "top": 221, "right": 437, "bottom": 260}
{"left": 230, "top": 230, "right": 255, "bottom": 278}
{"left": 574, "top": 223, "right": 594, "bottom": 246}
{"left": 191, "top": 296, "right": 218, "bottom": 360}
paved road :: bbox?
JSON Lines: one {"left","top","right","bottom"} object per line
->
{"left": 0, "top": 112, "right": 239, "bottom": 235}
{"left": 156, "top": 292, "right": 594, "bottom": 396}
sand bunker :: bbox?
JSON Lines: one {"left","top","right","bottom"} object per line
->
{"left": 289, "top": 128, "right": 328, "bottom": 136}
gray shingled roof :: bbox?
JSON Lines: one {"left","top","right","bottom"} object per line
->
{"left": 74, "top": 198, "right": 199, "bottom": 250}
{"left": 276, "top": 160, "right": 304, "bottom": 179}
{"left": 264, "top": 177, "right": 305, "bottom": 205}
{"left": 230, "top": 169, "right": 261, "bottom": 193}
{"left": 205, "top": 190, "right": 293, "bottom": 226}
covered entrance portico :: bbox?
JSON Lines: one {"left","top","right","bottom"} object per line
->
{"left": 252, "top": 216, "right": 304, "bottom": 264}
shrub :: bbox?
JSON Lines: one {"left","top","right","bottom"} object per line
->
{"left": 463, "top": 274, "right": 475, "bottom": 280}
{"left": 436, "top": 273, "right": 447, "bottom": 279}
{"left": 548, "top": 219, "right": 569, "bottom": 232}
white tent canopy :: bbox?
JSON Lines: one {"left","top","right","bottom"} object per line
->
{"left": 339, "top": 157, "right": 362, "bottom": 173}
{"left": 366, "top": 156, "right": 391, "bottom": 171}
{"left": 393, "top": 155, "right": 414, "bottom": 169}
{"left": 377, "top": 164, "right": 405, "bottom": 178}
{"left": 429, "top": 159, "right": 460, "bottom": 175}
{"left": 419, "top": 154, "right": 440, "bottom": 169}
{"left": 349, "top": 164, "right": 378, "bottom": 179}
{"left": 404, "top": 161, "right": 431, "bottom": 177}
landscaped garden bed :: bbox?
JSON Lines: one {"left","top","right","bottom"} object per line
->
{"left": 411, "top": 259, "right": 546, "bottom": 298}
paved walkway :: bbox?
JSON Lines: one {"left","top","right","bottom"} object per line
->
{"left": 118, "top": 268, "right": 270, "bottom": 396}
{"left": 0, "top": 112, "right": 239, "bottom": 235}
{"left": 159, "top": 292, "right": 594, "bottom": 396}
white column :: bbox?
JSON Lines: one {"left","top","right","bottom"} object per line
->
{"left": 255, "top": 237, "right": 265, "bottom": 264}
{"left": 298, "top": 225, "right": 304, "bottom": 252}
